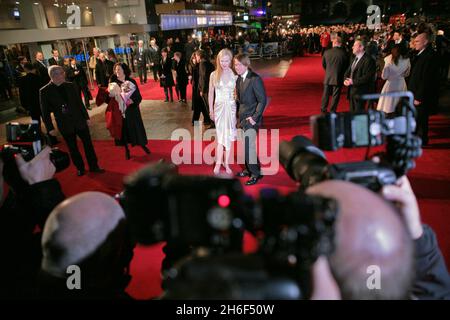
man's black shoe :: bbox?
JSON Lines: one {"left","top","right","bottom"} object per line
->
{"left": 141, "top": 146, "right": 151, "bottom": 154}
{"left": 77, "top": 169, "right": 85, "bottom": 177}
{"left": 236, "top": 171, "right": 250, "bottom": 178}
{"left": 90, "top": 167, "right": 106, "bottom": 173}
{"left": 245, "top": 176, "right": 262, "bottom": 186}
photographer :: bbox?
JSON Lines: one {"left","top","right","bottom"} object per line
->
{"left": 0, "top": 146, "right": 65, "bottom": 298}
{"left": 308, "top": 178, "right": 450, "bottom": 300}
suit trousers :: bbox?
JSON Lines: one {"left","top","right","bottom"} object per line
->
{"left": 62, "top": 127, "right": 99, "bottom": 171}
{"left": 321, "top": 84, "right": 342, "bottom": 112}
{"left": 192, "top": 94, "right": 211, "bottom": 124}
{"left": 137, "top": 65, "right": 147, "bottom": 84}
{"left": 349, "top": 88, "right": 366, "bottom": 112}
{"left": 416, "top": 105, "right": 429, "bottom": 145}
{"left": 243, "top": 126, "right": 261, "bottom": 178}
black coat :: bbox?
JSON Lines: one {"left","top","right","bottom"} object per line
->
{"left": 95, "top": 59, "right": 114, "bottom": 87}
{"left": 408, "top": 45, "right": 440, "bottom": 107}
{"left": 109, "top": 76, "right": 148, "bottom": 146}
{"left": 173, "top": 59, "right": 188, "bottom": 86}
{"left": 322, "top": 46, "right": 349, "bottom": 86}
{"left": 159, "top": 57, "right": 175, "bottom": 87}
{"left": 40, "top": 81, "right": 90, "bottom": 135}
{"left": 198, "top": 59, "right": 215, "bottom": 94}
{"left": 133, "top": 48, "right": 149, "bottom": 67}
{"left": 48, "top": 57, "right": 63, "bottom": 66}
{"left": 66, "top": 64, "right": 88, "bottom": 88}
{"left": 148, "top": 46, "right": 160, "bottom": 66}
{"left": 18, "top": 72, "right": 41, "bottom": 118}
{"left": 344, "top": 52, "right": 377, "bottom": 96}
{"left": 33, "top": 60, "right": 50, "bottom": 88}
{"left": 236, "top": 70, "right": 267, "bottom": 129}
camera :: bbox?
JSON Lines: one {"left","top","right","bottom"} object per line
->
{"left": 281, "top": 92, "right": 422, "bottom": 191}
{"left": 1, "top": 121, "right": 70, "bottom": 190}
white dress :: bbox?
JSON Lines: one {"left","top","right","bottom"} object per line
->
{"left": 212, "top": 71, "right": 238, "bottom": 150}
{"left": 377, "top": 55, "right": 411, "bottom": 113}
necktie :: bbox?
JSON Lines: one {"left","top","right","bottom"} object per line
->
{"left": 350, "top": 57, "right": 359, "bottom": 78}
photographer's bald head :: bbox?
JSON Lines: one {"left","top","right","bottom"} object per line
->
{"left": 307, "top": 180, "right": 414, "bottom": 300}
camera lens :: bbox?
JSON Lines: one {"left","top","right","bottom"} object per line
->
{"left": 49, "top": 148, "right": 70, "bottom": 172}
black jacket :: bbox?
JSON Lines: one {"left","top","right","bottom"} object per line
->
{"left": 345, "top": 52, "right": 377, "bottom": 95}
{"left": 148, "top": 46, "right": 160, "bottom": 66}
{"left": 173, "top": 59, "right": 188, "bottom": 86}
{"left": 159, "top": 57, "right": 175, "bottom": 87}
{"left": 48, "top": 57, "right": 63, "bottom": 66}
{"left": 95, "top": 59, "right": 114, "bottom": 87}
{"left": 66, "top": 64, "right": 88, "bottom": 88}
{"left": 18, "top": 72, "right": 41, "bottom": 117}
{"left": 198, "top": 59, "right": 215, "bottom": 95}
{"left": 408, "top": 45, "right": 440, "bottom": 107}
{"left": 133, "top": 47, "right": 149, "bottom": 67}
{"left": 236, "top": 70, "right": 267, "bottom": 129}
{"left": 322, "top": 46, "right": 349, "bottom": 86}
{"left": 33, "top": 60, "right": 51, "bottom": 88}
{"left": 40, "top": 81, "right": 90, "bottom": 135}
{"left": 413, "top": 225, "right": 450, "bottom": 300}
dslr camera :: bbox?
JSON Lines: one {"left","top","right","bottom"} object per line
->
{"left": 282, "top": 92, "right": 422, "bottom": 191}
{"left": 1, "top": 121, "right": 70, "bottom": 190}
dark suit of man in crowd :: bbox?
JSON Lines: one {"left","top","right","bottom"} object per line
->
{"left": 18, "top": 63, "right": 42, "bottom": 130}
{"left": 408, "top": 32, "right": 440, "bottom": 146}
{"left": 66, "top": 58, "right": 92, "bottom": 110}
{"left": 344, "top": 39, "right": 376, "bottom": 112}
{"left": 234, "top": 54, "right": 267, "bottom": 186}
{"left": 95, "top": 53, "right": 113, "bottom": 87}
{"left": 321, "top": 35, "right": 349, "bottom": 113}
{"left": 148, "top": 39, "right": 160, "bottom": 82}
{"left": 197, "top": 50, "right": 214, "bottom": 126}
{"left": 40, "top": 65, "right": 104, "bottom": 177}
{"left": 33, "top": 52, "right": 51, "bottom": 88}
{"left": 48, "top": 49, "right": 63, "bottom": 66}
{"left": 134, "top": 40, "right": 149, "bottom": 85}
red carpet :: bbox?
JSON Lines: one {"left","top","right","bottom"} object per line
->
{"left": 63, "top": 55, "right": 450, "bottom": 299}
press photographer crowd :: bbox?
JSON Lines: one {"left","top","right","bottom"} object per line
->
{"left": 1, "top": 12, "right": 450, "bottom": 301}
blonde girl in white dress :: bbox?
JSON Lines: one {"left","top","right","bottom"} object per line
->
{"left": 208, "top": 49, "right": 237, "bottom": 175}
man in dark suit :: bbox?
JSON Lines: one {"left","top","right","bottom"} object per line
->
{"left": 134, "top": 40, "right": 149, "bottom": 85}
{"left": 344, "top": 39, "right": 376, "bottom": 112}
{"left": 408, "top": 32, "right": 440, "bottom": 146}
{"left": 17, "top": 63, "right": 42, "bottom": 131}
{"left": 234, "top": 53, "right": 267, "bottom": 186}
{"left": 148, "top": 39, "right": 160, "bottom": 82}
{"left": 196, "top": 50, "right": 214, "bottom": 126}
{"left": 40, "top": 65, "right": 104, "bottom": 177}
{"left": 321, "top": 35, "right": 349, "bottom": 113}
{"left": 33, "top": 51, "right": 51, "bottom": 88}
{"left": 48, "top": 49, "right": 63, "bottom": 66}
{"left": 95, "top": 53, "right": 113, "bottom": 87}
{"left": 66, "top": 58, "right": 92, "bottom": 110}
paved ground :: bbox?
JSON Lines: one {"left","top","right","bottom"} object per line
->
{"left": 0, "top": 57, "right": 292, "bottom": 144}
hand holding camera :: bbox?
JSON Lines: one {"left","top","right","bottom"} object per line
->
{"left": 14, "top": 146, "right": 56, "bottom": 185}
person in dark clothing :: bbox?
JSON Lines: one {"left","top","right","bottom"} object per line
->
{"left": 196, "top": 50, "right": 214, "bottom": 126}
{"left": 95, "top": 53, "right": 113, "bottom": 87}
{"left": 159, "top": 48, "right": 175, "bottom": 102}
{"left": 321, "top": 35, "right": 349, "bottom": 113}
{"left": 66, "top": 58, "right": 92, "bottom": 110}
{"left": 0, "top": 147, "right": 65, "bottom": 298}
{"left": 48, "top": 49, "right": 63, "bottom": 66}
{"left": 133, "top": 40, "right": 149, "bottom": 85}
{"left": 172, "top": 52, "right": 188, "bottom": 103}
{"left": 40, "top": 66, "right": 104, "bottom": 176}
{"left": 191, "top": 51, "right": 211, "bottom": 126}
{"left": 148, "top": 39, "right": 160, "bottom": 82}
{"left": 33, "top": 51, "right": 51, "bottom": 88}
{"left": 18, "top": 63, "right": 43, "bottom": 130}
{"left": 109, "top": 63, "right": 150, "bottom": 160}
{"left": 408, "top": 32, "right": 440, "bottom": 146}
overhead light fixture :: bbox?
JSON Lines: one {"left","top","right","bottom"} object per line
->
{"left": 33, "top": 2, "right": 39, "bottom": 5}
{"left": 15, "top": 1, "right": 20, "bottom": 4}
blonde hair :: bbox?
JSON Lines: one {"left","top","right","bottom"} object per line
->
{"left": 214, "top": 49, "right": 234, "bottom": 85}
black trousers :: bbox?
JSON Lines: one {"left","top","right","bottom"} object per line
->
{"left": 164, "top": 86, "right": 173, "bottom": 101}
{"left": 151, "top": 66, "right": 159, "bottom": 81}
{"left": 75, "top": 83, "right": 91, "bottom": 109}
{"left": 243, "top": 126, "right": 261, "bottom": 178}
{"left": 349, "top": 88, "right": 367, "bottom": 112}
{"left": 62, "top": 127, "right": 99, "bottom": 171}
{"left": 192, "top": 94, "right": 211, "bottom": 124}
{"left": 137, "top": 65, "right": 147, "bottom": 84}
{"left": 321, "top": 84, "right": 342, "bottom": 112}
{"left": 416, "top": 105, "right": 430, "bottom": 145}
{"left": 177, "top": 83, "right": 187, "bottom": 100}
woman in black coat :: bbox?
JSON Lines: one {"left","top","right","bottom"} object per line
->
{"left": 158, "top": 48, "right": 175, "bottom": 102}
{"left": 172, "top": 52, "right": 188, "bottom": 103}
{"left": 109, "top": 63, "right": 150, "bottom": 159}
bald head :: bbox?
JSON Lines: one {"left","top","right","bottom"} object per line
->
{"left": 307, "top": 181, "right": 414, "bottom": 299}
{"left": 41, "top": 192, "right": 125, "bottom": 277}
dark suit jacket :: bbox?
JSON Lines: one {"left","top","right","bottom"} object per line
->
{"left": 48, "top": 57, "right": 63, "bottom": 66}
{"left": 18, "top": 72, "right": 41, "bottom": 117}
{"left": 236, "top": 70, "right": 267, "bottom": 129}
{"left": 95, "top": 59, "right": 113, "bottom": 87}
{"left": 66, "top": 64, "right": 88, "bottom": 88}
{"left": 40, "top": 81, "right": 89, "bottom": 135}
{"left": 408, "top": 45, "right": 440, "bottom": 107}
{"left": 345, "top": 52, "right": 376, "bottom": 95}
{"left": 158, "top": 57, "right": 175, "bottom": 87}
{"left": 33, "top": 60, "right": 50, "bottom": 88}
{"left": 134, "top": 48, "right": 149, "bottom": 67}
{"left": 198, "top": 59, "right": 215, "bottom": 95}
{"left": 322, "top": 46, "right": 349, "bottom": 86}
{"left": 148, "top": 46, "right": 160, "bottom": 66}
{"left": 173, "top": 59, "right": 188, "bottom": 86}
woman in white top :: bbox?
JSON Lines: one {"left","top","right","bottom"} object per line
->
{"left": 377, "top": 45, "right": 411, "bottom": 115}
{"left": 208, "top": 49, "right": 238, "bottom": 175}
